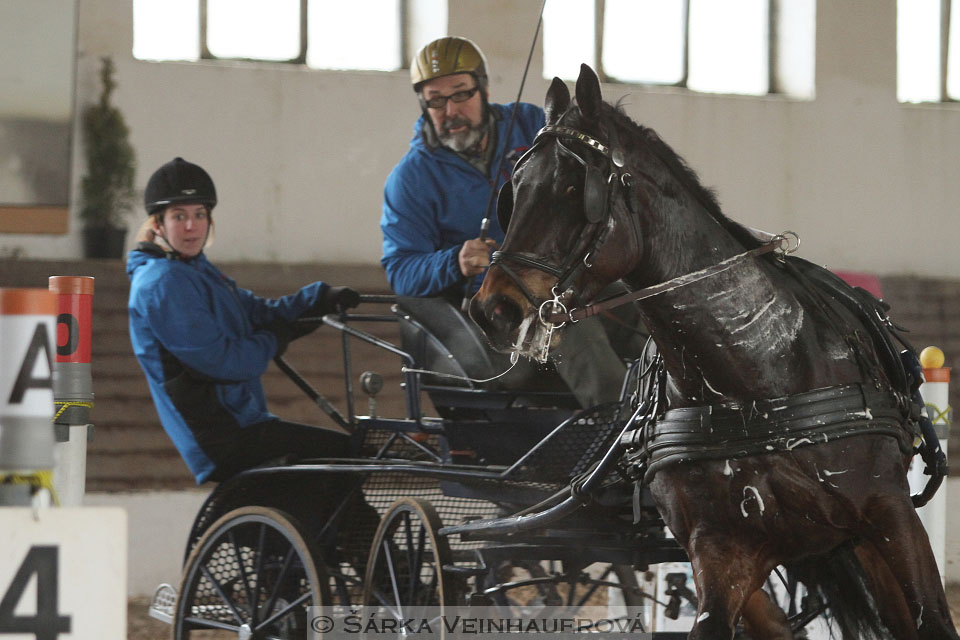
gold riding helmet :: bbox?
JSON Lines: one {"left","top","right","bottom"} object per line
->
{"left": 410, "top": 36, "right": 488, "bottom": 92}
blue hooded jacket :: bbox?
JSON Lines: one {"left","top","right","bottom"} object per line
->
{"left": 127, "top": 248, "right": 329, "bottom": 483}
{"left": 380, "top": 102, "right": 545, "bottom": 297}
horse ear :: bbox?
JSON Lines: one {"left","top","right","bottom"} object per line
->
{"left": 575, "top": 64, "right": 603, "bottom": 124}
{"left": 544, "top": 77, "right": 570, "bottom": 125}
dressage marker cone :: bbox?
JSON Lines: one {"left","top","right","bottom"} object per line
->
{"left": 49, "top": 276, "right": 95, "bottom": 506}
{"left": 0, "top": 288, "right": 57, "bottom": 505}
{"left": 909, "top": 345, "right": 951, "bottom": 582}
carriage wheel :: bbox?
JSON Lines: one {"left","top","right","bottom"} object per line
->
{"left": 172, "top": 506, "right": 327, "bottom": 640}
{"left": 362, "top": 497, "right": 457, "bottom": 614}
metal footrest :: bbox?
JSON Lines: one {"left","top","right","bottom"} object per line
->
{"left": 148, "top": 583, "right": 176, "bottom": 624}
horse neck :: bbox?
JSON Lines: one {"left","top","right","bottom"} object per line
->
{"left": 623, "top": 214, "right": 860, "bottom": 404}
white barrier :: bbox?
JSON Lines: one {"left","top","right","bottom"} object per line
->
{"left": 908, "top": 346, "right": 951, "bottom": 582}
{"left": 0, "top": 507, "right": 126, "bottom": 639}
{"left": 0, "top": 288, "right": 57, "bottom": 505}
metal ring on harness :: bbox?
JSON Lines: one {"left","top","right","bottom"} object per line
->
{"left": 538, "top": 294, "right": 567, "bottom": 329}
{"left": 775, "top": 231, "right": 800, "bottom": 254}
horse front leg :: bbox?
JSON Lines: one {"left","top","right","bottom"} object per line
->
{"left": 854, "top": 540, "right": 918, "bottom": 640}
{"left": 685, "top": 534, "right": 774, "bottom": 640}
{"left": 861, "top": 495, "right": 959, "bottom": 640}
{"left": 740, "top": 589, "right": 793, "bottom": 640}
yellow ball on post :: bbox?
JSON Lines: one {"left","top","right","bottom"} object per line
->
{"left": 920, "top": 346, "right": 945, "bottom": 369}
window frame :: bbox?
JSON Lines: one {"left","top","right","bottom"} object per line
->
{"left": 199, "top": 0, "right": 308, "bottom": 64}
{"left": 585, "top": 0, "right": 798, "bottom": 96}
{"left": 940, "top": 0, "right": 952, "bottom": 100}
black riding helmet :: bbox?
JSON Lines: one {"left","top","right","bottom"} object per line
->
{"left": 144, "top": 157, "right": 217, "bottom": 215}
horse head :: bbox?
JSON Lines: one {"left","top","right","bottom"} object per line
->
{"left": 470, "top": 65, "right": 648, "bottom": 359}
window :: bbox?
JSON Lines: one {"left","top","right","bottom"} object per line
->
{"left": 133, "top": 0, "right": 447, "bottom": 72}
{"left": 897, "top": 0, "right": 960, "bottom": 102}
{"left": 542, "top": 0, "right": 816, "bottom": 99}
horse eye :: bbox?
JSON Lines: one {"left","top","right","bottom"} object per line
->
{"left": 564, "top": 185, "right": 577, "bottom": 197}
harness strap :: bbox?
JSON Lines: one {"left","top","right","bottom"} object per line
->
{"left": 624, "top": 382, "right": 916, "bottom": 484}
{"left": 550, "top": 238, "right": 787, "bottom": 323}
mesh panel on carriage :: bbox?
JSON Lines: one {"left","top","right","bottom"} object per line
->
{"left": 500, "top": 402, "right": 628, "bottom": 485}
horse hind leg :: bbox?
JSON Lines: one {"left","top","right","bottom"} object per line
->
{"left": 860, "top": 496, "right": 959, "bottom": 640}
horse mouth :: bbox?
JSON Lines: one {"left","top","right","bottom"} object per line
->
{"left": 511, "top": 313, "right": 561, "bottom": 363}
{"left": 469, "top": 286, "right": 563, "bottom": 362}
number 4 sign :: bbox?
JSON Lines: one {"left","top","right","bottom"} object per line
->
{"left": 0, "top": 508, "right": 126, "bottom": 639}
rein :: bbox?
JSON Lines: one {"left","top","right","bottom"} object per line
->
{"left": 547, "top": 234, "right": 797, "bottom": 324}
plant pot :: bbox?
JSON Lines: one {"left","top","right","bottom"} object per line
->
{"left": 82, "top": 225, "right": 127, "bottom": 259}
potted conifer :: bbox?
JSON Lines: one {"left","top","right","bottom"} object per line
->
{"left": 80, "top": 56, "right": 137, "bottom": 258}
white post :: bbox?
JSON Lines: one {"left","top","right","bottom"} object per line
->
{"left": 908, "top": 346, "right": 951, "bottom": 583}
{"left": 48, "top": 276, "right": 95, "bottom": 506}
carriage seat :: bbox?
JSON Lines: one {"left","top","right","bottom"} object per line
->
{"left": 393, "top": 297, "right": 578, "bottom": 409}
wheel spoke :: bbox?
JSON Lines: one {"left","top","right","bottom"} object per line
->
{"left": 412, "top": 522, "right": 426, "bottom": 602}
{"left": 198, "top": 563, "right": 247, "bottom": 625}
{"left": 260, "top": 546, "right": 296, "bottom": 622}
{"left": 255, "top": 590, "right": 312, "bottom": 632}
{"left": 382, "top": 537, "right": 404, "bottom": 616}
{"left": 251, "top": 522, "right": 268, "bottom": 620}
{"left": 228, "top": 529, "right": 257, "bottom": 616}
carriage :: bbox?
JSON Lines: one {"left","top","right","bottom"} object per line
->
{"left": 146, "top": 293, "right": 707, "bottom": 639}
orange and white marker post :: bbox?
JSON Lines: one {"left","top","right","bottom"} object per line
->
{"left": 0, "top": 288, "right": 57, "bottom": 506}
{"left": 909, "top": 346, "right": 952, "bottom": 582}
{"left": 49, "top": 276, "right": 95, "bottom": 506}
{"left": 0, "top": 288, "right": 126, "bottom": 637}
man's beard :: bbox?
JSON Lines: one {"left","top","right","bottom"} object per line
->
{"left": 439, "top": 116, "right": 486, "bottom": 153}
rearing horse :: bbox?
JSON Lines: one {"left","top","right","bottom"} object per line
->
{"left": 470, "top": 64, "right": 956, "bottom": 640}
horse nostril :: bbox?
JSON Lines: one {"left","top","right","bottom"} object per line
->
{"left": 488, "top": 294, "right": 522, "bottom": 331}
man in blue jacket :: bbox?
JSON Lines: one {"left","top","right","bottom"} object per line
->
{"left": 128, "top": 157, "right": 362, "bottom": 484}
{"left": 381, "top": 37, "right": 626, "bottom": 408}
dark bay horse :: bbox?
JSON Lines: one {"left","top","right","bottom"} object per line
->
{"left": 469, "top": 64, "right": 956, "bottom": 640}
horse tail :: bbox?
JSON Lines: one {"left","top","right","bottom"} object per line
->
{"left": 788, "top": 543, "right": 889, "bottom": 640}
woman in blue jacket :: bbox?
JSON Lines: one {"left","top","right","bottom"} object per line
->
{"left": 127, "top": 157, "right": 360, "bottom": 484}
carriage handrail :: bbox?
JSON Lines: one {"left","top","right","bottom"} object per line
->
{"left": 320, "top": 312, "right": 427, "bottom": 431}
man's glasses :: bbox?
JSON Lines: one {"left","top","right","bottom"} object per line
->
{"left": 422, "top": 86, "right": 481, "bottom": 110}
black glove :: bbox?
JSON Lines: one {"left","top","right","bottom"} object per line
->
{"left": 318, "top": 286, "right": 361, "bottom": 314}
{"left": 262, "top": 318, "right": 318, "bottom": 357}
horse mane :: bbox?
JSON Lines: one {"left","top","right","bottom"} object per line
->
{"left": 598, "top": 101, "right": 763, "bottom": 250}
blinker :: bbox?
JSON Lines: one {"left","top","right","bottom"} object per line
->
{"left": 583, "top": 165, "right": 607, "bottom": 224}
{"left": 497, "top": 182, "right": 514, "bottom": 231}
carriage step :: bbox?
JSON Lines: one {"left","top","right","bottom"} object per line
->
{"left": 148, "top": 583, "right": 176, "bottom": 625}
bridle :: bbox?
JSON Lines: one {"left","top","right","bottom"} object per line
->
{"left": 490, "top": 116, "right": 637, "bottom": 327}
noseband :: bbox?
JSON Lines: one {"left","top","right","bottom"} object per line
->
{"left": 490, "top": 121, "right": 636, "bottom": 325}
